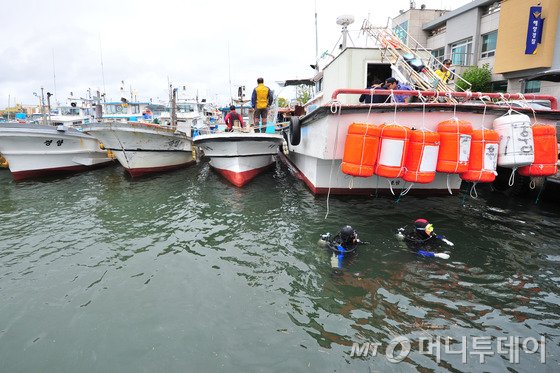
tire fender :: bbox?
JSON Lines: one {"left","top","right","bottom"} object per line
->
{"left": 289, "top": 116, "right": 301, "bottom": 146}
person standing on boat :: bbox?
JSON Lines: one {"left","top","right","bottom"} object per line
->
{"left": 435, "top": 59, "right": 452, "bottom": 84}
{"left": 224, "top": 105, "right": 244, "bottom": 132}
{"left": 384, "top": 77, "right": 412, "bottom": 103}
{"left": 396, "top": 218, "right": 453, "bottom": 259}
{"left": 251, "top": 77, "right": 273, "bottom": 132}
{"left": 359, "top": 80, "right": 387, "bottom": 104}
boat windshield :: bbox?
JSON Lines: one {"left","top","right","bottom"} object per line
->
{"left": 177, "top": 104, "right": 195, "bottom": 113}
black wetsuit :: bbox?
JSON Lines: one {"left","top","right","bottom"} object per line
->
{"left": 402, "top": 227, "right": 443, "bottom": 257}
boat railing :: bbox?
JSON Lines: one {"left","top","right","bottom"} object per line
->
{"left": 330, "top": 89, "right": 559, "bottom": 111}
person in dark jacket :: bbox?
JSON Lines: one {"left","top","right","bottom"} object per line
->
{"left": 224, "top": 105, "right": 244, "bottom": 132}
{"left": 359, "top": 81, "right": 387, "bottom": 104}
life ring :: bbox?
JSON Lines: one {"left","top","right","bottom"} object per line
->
{"left": 289, "top": 116, "right": 301, "bottom": 146}
{"left": 116, "top": 105, "right": 123, "bottom": 113}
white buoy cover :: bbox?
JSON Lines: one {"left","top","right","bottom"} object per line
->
{"left": 492, "top": 114, "right": 535, "bottom": 168}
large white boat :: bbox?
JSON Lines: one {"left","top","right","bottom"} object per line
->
{"left": 281, "top": 20, "right": 560, "bottom": 196}
{"left": 86, "top": 88, "right": 197, "bottom": 177}
{"left": 0, "top": 122, "right": 112, "bottom": 181}
{"left": 194, "top": 130, "right": 284, "bottom": 187}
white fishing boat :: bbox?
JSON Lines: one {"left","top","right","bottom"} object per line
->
{"left": 0, "top": 122, "right": 112, "bottom": 181}
{"left": 280, "top": 18, "right": 560, "bottom": 196}
{"left": 194, "top": 130, "right": 284, "bottom": 187}
{"left": 85, "top": 87, "right": 195, "bottom": 177}
{"left": 85, "top": 121, "right": 194, "bottom": 177}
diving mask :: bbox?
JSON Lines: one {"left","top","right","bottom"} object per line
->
{"left": 425, "top": 224, "right": 434, "bottom": 234}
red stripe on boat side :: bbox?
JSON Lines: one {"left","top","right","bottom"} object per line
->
{"left": 12, "top": 165, "right": 94, "bottom": 181}
{"left": 126, "top": 160, "right": 196, "bottom": 178}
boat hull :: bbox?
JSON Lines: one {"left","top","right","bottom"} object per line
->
{"left": 86, "top": 122, "right": 194, "bottom": 177}
{"left": 194, "top": 132, "right": 284, "bottom": 187}
{"left": 0, "top": 123, "right": 113, "bottom": 181}
{"left": 284, "top": 104, "right": 560, "bottom": 195}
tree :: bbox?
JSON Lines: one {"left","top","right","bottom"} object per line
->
{"left": 277, "top": 97, "right": 289, "bottom": 108}
{"left": 296, "top": 84, "right": 313, "bottom": 105}
{"left": 456, "top": 64, "right": 492, "bottom": 92}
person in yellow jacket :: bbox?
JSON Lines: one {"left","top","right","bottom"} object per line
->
{"left": 251, "top": 77, "right": 273, "bottom": 132}
{"left": 435, "top": 59, "right": 452, "bottom": 83}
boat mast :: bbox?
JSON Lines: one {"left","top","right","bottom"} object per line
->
{"left": 170, "top": 85, "right": 178, "bottom": 127}
{"left": 99, "top": 35, "right": 107, "bottom": 98}
{"left": 40, "top": 88, "right": 47, "bottom": 126}
{"left": 52, "top": 49, "right": 58, "bottom": 106}
{"left": 228, "top": 42, "right": 233, "bottom": 105}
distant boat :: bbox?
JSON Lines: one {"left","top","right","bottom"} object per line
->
{"left": 0, "top": 122, "right": 112, "bottom": 181}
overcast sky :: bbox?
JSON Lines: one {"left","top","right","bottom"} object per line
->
{"left": 1, "top": 0, "right": 471, "bottom": 107}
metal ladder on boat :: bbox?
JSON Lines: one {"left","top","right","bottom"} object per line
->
{"left": 360, "top": 20, "right": 471, "bottom": 103}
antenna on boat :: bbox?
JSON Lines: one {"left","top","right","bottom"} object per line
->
{"left": 314, "top": 0, "right": 319, "bottom": 69}
{"left": 336, "top": 15, "right": 355, "bottom": 50}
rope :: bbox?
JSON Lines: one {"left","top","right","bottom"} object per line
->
{"left": 446, "top": 173, "right": 453, "bottom": 195}
{"left": 535, "top": 180, "right": 546, "bottom": 204}
{"left": 470, "top": 182, "right": 478, "bottom": 199}
{"left": 324, "top": 101, "right": 343, "bottom": 220}
{"left": 400, "top": 182, "right": 414, "bottom": 196}
{"left": 529, "top": 178, "right": 536, "bottom": 190}
{"left": 388, "top": 179, "right": 395, "bottom": 195}
{"left": 508, "top": 167, "right": 517, "bottom": 187}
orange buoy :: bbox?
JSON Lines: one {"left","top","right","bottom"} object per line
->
{"left": 518, "top": 124, "right": 559, "bottom": 177}
{"left": 341, "top": 123, "right": 381, "bottom": 177}
{"left": 436, "top": 119, "right": 473, "bottom": 173}
{"left": 375, "top": 124, "right": 410, "bottom": 179}
{"left": 403, "top": 130, "right": 440, "bottom": 183}
{"left": 460, "top": 129, "right": 500, "bottom": 183}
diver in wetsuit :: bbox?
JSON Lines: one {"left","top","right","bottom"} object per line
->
{"left": 320, "top": 225, "right": 366, "bottom": 269}
{"left": 396, "top": 219, "right": 453, "bottom": 259}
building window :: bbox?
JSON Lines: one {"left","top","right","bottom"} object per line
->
{"left": 481, "top": 31, "right": 497, "bottom": 58}
{"left": 431, "top": 48, "right": 445, "bottom": 62}
{"left": 524, "top": 81, "right": 541, "bottom": 93}
{"left": 483, "top": 2, "right": 501, "bottom": 15}
{"left": 451, "top": 38, "right": 472, "bottom": 66}
{"left": 429, "top": 26, "right": 446, "bottom": 37}
{"left": 393, "top": 21, "right": 408, "bottom": 44}
{"left": 490, "top": 80, "right": 508, "bottom": 93}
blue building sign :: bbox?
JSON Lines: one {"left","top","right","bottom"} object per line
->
{"left": 525, "top": 6, "right": 544, "bottom": 55}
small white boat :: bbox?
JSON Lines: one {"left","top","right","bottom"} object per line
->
{"left": 85, "top": 121, "right": 194, "bottom": 177}
{"left": 0, "top": 122, "right": 112, "bottom": 181}
{"left": 194, "top": 131, "right": 284, "bottom": 187}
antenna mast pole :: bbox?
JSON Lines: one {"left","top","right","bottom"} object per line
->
{"left": 52, "top": 49, "right": 57, "bottom": 106}
{"left": 314, "top": 0, "right": 319, "bottom": 67}
{"left": 228, "top": 42, "right": 233, "bottom": 104}
{"left": 99, "top": 35, "right": 107, "bottom": 99}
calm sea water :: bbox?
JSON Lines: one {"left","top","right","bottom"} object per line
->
{"left": 1, "top": 161, "right": 559, "bottom": 372}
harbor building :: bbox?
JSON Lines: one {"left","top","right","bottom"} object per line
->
{"left": 392, "top": 0, "right": 560, "bottom": 97}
